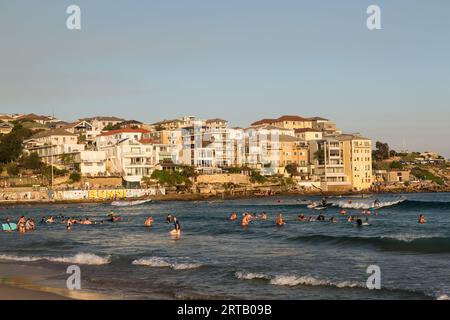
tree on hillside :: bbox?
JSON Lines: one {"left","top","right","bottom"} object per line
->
{"left": 20, "top": 152, "right": 44, "bottom": 170}
{"left": 373, "top": 141, "right": 390, "bottom": 161}
{"left": 285, "top": 163, "right": 299, "bottom": 176}
{"left": 103, "top": 123, "right": 122, "bottom": 131}
{"left": 0, "top": 123, "right": 33, "bottom": 163}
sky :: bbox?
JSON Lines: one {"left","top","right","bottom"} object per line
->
{"left": 0, "top": 0, "right": 449, "bottom": 157}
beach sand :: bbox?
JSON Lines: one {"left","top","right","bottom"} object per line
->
{"left": 0, "top": 284, "right": 69, "bottom": 300}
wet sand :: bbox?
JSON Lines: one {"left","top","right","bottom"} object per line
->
{"left": 0, "top": 284, "right": 69, "bottom": 300}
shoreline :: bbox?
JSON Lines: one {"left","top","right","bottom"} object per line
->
{"left": 0, "top": 188, "right": 448, "bottom": 206}
{"left": 0, "top": 283, "right": 70, "bottom": 300}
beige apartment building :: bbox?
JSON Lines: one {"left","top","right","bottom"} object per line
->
{"left": 338, "top": 134, "right": 373, "bottom": 191}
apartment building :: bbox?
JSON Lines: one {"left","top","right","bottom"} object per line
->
{"left": 294, "top": 128, "right": 323, "bottom": 141}
{"left": 337, "top": 134, "right": 372, "bottom": 190}
{"left": 309, "top": 137, "right": 352, "bottom": 191}
{"left": 23, "top": 129, "right": 85, "bottom": 166}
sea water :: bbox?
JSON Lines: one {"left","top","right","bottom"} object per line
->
{"left": 0, "top": 192, "right": 449, "bottom": 300}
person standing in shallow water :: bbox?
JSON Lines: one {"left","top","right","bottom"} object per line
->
{"left": 167, "top": 213, "right": 172, "bottom": 223}
{"left": 276, "top": 212, "right": 285, "bottom": 226}
{"left": 418, "top": 214, "right": 426, "bottom": 224}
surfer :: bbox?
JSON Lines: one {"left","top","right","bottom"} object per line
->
{"left": 418, "top": 214, "right": 426, "bottom": 224}
{"left": 276, "top": 212, "right": 285, "bottom": 226}
{"left": 144, "top": 216, "right": 154, "bottom": 227}
{"left": 171, "top": 216, "right": 181, "bottom": 235}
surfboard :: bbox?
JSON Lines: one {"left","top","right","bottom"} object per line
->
{"left": 2, "top": 223, "right": 17, "bottom": 231}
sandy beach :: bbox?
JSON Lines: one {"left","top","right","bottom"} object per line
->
{"left": 0, "top": 284, "right": 69, "bottom": 300}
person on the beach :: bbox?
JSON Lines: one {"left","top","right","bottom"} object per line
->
{"left": 418, "top": 214, "right": 426, "bottom": 224}
{"left": 167, "top": 213, "right": 172, "bottom": 223}
{"left": 276, "top": 212, "right": 285, "bottom": 226}
{"left": 144, "top": 216, "right": 154, "bottom": 227}
{"left": 261, "top": 212, "right": 267, "bottom": 220}
{"left": 229, "top": 212, "right": 238, "bottom": 221}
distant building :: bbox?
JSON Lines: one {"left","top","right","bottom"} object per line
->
{"left": 0, "top": 114, "right": 14, "bottom": 123}
{"left": 294, "top": 128, "right": 323, "bottom": 141}
{"left": 23, "top": 129, "right": 85, "bottom": 167}
{"left": 0, "top": 122, "right": 13, "bottom": 135}
{"left": 337, "top": 134, "right": 373, "bottom": 191}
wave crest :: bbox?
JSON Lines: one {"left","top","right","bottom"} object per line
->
{"left": 0, "top": 253, "right": 111, "bottom": 265}
{"left": 132, "top": 257, "right": 202, "bottom": 270}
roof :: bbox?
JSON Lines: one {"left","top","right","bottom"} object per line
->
{"left": 276, "top": 115, "right": 308, "bottom": 122}
{"left": 0, "top": 114, "right": 13, "bottom": 120}
{"left": 251, "top": 118, "right": 277, "bottom": 126}
{"left": 251, "top": 115, "right": 312, "bottom": 126}
{"left": 206, "top": 118, "right": 228, "bottom": 123}
{"left": 335, "top": 134, "right": 371, "bottom": 141}
{"left": 97, "top": 128, "right": 150, "bottom": 137}
{"left": 139, "top": 138, "right": 158, "bottom": 144}
{"left": 30, "top": 128, "right": 76, "bottom": 139}
{"left": 0, "top": 122, "right": 13, "bottom": 128}
{"left": 306, "top": 117, "right": 329, "bottom": 121}
{"left": 278, "top": 135, "right": 298, "bottom": 142}
{"left": 294, "top": 128, "right": 322, "bottom": 133}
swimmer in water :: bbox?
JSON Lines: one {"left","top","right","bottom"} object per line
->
{"left": 356, "top": 218, "right": 363, "bottom": 227}
{"left": 298, "top": 213, "right": 306, "bottom": 221}
{"left": 329, "top": 217, "right": 338, "bottom": 223}
{"left": 276, "top": 212, "right": 285, "bottom": 226}
{"left": 317, "top": 213, "right": 325, "bottom": 221}
{"left": 144, "top": 216, "right": 154, "bottom": 227}
{"left": 229, "top": 212, "right": 238, "bottom": 221}
{"left": 84, "top": 217, "right": 92, "bottom": 225}
{"left": 340, "top": 209, "right": 346, "bottom": 215}
{"left": 166, "top": 213, "right": 172, "bottom": 224}
{"left": 241, "top": 213, "right": 251, "bottom": 227}
{"left": 261, "top": 212, "right": 267, "bottom": 220}
{"left": 418, "top": 214, "right": 426, "bottom": 224}
{"left": 347, "top": 216, "right": 353, "bottom": 223}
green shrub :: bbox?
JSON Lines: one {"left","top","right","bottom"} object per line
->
{"left": 69, "top": 172, "right": 81, "bottom": 182}
{"left": 6, "top": 163, "right": 19, "bottom": 176}
{"left": 411, "top": 167, "right": 444, "bottom": 185}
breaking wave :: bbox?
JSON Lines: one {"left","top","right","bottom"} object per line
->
{"left": 132, "top": 257, "right": 202, "bottom": 270}
{"left": 0, "top": 253, "right": 111, "bottom": 265}
{"left": 235, "top": 271, "right": 362, "bottom": 289}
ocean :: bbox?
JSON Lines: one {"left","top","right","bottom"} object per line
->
{"left": 1, "top": 192, "right": 449, "bottom": 300}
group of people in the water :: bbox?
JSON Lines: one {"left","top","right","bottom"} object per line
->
{"left": 230, "top": 210, "right": 373, "bottom": 227}
{"left": 144, "top": 213, "right": 181, "bottom": 235}
{"left": 2, "top": 216, "right": 36, "bottom": 233}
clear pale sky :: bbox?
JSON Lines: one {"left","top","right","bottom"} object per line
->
{"left": 1, "top": 0, "right": 449, "bottom": 157}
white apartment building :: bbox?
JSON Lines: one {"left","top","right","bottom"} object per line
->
{"left": 23, "top": 129, "right": 85, "bottom": 167}
{"left": 73, "top": 151, "right": 107, "bottom": 177}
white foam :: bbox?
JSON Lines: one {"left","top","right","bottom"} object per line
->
{"left": 436, "top": 294, "right": 450, "bottom": 300}
{"left": 270, "top": 275, "right": 361, "bottom": 288}
{"left": 132, "top": 257, "right": 202, "bottom": 270}
{"left": 235, "top": 271, "right": 362, "bottom": 289}
{"left": 336, "top": 198, "right": 405, "bottom": 209}
{"left": 0, "top": 253, "right": 110, "bottom": 265}
{"left": 235, "top": 271, "right": 270, "bottom": 280}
